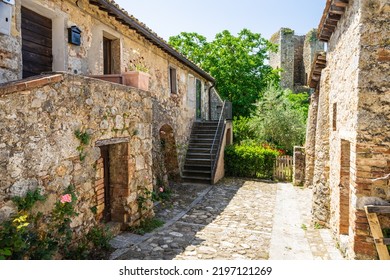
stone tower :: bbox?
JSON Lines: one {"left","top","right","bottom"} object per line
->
{"left": 269, "top": 28, "right": 324, "bottom": 92}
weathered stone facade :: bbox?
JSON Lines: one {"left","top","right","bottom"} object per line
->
{"left": 293, "top": 146, "right": 305, "bottom": 186}
{"left": 0, "top": 0, "right": 226, "bottom": 236}
{"left": 306, "top": 0, "right": 390, "bottom": 259}
{"left": 0, "top": 73, "right": 153, "bottom": 229}
{"left": 269, "top": 28, "right": 324, "bottom": 92}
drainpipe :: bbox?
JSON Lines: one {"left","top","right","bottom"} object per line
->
{"left": 208, "top": 82, "right": 216, "bottom": 121}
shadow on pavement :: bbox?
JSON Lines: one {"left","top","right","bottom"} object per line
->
{"left": 114, "top": 177, "right": 278, "bottom": 260}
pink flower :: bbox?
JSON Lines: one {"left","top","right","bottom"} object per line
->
{"left": 60, "top": 194, "right": 72, "bottom": 204}
{"left": 159, "top": 187, "right": 164, "bottom": 193}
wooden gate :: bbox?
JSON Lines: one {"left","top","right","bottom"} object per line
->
{"left": 274, "top": 155, "right": 293, "bottom": 182}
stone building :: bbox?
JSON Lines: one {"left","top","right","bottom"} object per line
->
{"left": 0, "top": 0, "right": 232, "bottom": 235}
{"left": 305, "top": 0, "right": 390, "bottom": 259}
{"left": 269, "top": 28, "right": 324, "bottom": 92}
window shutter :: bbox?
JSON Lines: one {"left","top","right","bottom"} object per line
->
{"left": 170, "top": 67, "right": 177, "bottom": 94}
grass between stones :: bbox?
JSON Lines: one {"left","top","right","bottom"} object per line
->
{"left": 128, "top": 218, "right": 165, "bottom": 235}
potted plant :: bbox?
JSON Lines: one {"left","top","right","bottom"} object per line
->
{"left": 122, "top": 51, "right": 151, "bottom": 91}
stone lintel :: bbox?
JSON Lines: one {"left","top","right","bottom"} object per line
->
{"left": 95, "top": 137, "right": 130, "bottom": 147}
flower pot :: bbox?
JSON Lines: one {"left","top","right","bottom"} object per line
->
{"left": 122, "top": 71, "right": 150, "bottom": 91}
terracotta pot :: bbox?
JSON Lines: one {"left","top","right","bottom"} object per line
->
{"left": 122, "top": 71, "right": 150, "bottom": 91}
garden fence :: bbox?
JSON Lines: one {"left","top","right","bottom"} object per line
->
{"left": 274, "top": 155, "right": 293, "bottom": 182}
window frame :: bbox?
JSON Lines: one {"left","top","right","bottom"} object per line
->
{"left": 169, "top": 66, "right": 177, "bottom": 95}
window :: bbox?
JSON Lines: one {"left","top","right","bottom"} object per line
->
{"left": 169, "top": 67, "right": 177, "bottom": 94}
{"left": 103, "top": 37, "right": 112, "bottom": 74}
{"left": 103, "top": 32, "right": 120, "bottom": 75}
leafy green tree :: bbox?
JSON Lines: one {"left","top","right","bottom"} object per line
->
{"left": 286, "top": 91, "right": 310, "bottom": 120}
{"left": 232, "top": 116, "right": 256, "bottom": 144}
{"left": 248, "top": 85, "right": 307, "bottom": 154}
{"left": 168, "top": 32, "right": 209, "bottom": 66}
{"left": 169, "top": 29, "right": 279, "bottom": 117}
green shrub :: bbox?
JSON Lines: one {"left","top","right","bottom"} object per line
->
{"left": 225, "top": 144, "right": 279, "bottom": 179}
{"left": 0, "top": 185, "right": 112, "bottom": 260}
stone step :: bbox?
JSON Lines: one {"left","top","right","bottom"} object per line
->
{"left": 187, "top": 147, "right": 213, "bottom": 153}
{"left": 183, "top": 164, "right": 211, "bottom": 171}
{"left": 185, "top": 158, "right": 212, "bottom": 164}
{"left": 183, "top": 170, "right": 212, "bottom": 178}
{"left": 187, "top": 144, "right": 214, "bottom": 150}
{"left": 106, "top": 221, "right": 122, "bottom": 236}
{"left": 186, "top": 152, "right": 214, "bottom": 159}
{"left": 182, "top": 175, "right": 211, "bottom": 184}
{"left": 191, "top": 129, "right": 218, "bottom": 133}
{"left": 190, "top": 134, "right": 216, "bottom": 139}
{"left": 189, "top": 138, "right": 214, "bottom": 142}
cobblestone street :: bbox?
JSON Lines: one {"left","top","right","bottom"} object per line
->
{"left": 110, "top": 178, "right": 344, "bottom": 260}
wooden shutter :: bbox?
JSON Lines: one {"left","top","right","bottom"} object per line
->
{"left": 21, "top": 7, "right": 53, "bottom": 78}
{"left": 103, "top": 37, "right": 112, "bottom": 74}
{"left": 170, "top": 67, "right": 177, "bottom": 94}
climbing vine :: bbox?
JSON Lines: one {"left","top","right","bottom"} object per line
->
{"left": 74, "top": 129, "right": 91, "bottom": 161}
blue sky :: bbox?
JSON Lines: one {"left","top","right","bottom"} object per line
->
{"left": 114, "top": 0, "right": 326, "bottom": 41}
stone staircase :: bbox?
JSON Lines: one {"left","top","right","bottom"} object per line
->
{"left": 182, "top": 121, "right": 221, "bottom": 184}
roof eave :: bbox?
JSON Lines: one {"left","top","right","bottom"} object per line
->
{"left": 308, "top": 52, "right": 327, "bottom": 90}
{"left": 89, "top": 0, "right": 215, "bottom": 83}
{"left": 317, "top": 0, "right": 349, "bottom": 43}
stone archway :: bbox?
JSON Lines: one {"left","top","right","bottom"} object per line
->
{"left": 159, "top": 124, "right": 180, "bottom": 181}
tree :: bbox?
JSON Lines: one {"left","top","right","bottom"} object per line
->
{"left": 168, "top": 32, "right": 208, "bottom": 66}
{"left": 248, "top": 85, "right": 307, "bottom": 154}
{"left": 169, "top": 29, "right": 279, "bottom": 117}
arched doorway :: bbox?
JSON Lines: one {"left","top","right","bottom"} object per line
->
{"left": 159, "top": 124, "right": 180, "bottom": 181}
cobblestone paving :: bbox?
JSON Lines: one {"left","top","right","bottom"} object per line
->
{"left": 111, "top": 178, "right": 344, "bottom": 260}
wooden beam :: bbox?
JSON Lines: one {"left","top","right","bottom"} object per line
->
{"left": 325, "top": 20, "right": 338, "bottom": 28}
{"left": 366, "top": 206, "right": 390, "bottom": 214}
{"left": 365, "top": 206, "right": 390, "bottom": 260}
{"left": 328, "top": 13, "right": 342, "bottom": 20}
{"left": 89, "top": 0, "right": 101, "bottom": 7}
{"left": 330, "top": 5, "right": 346, "bottom": 15}
{"left": 333, "top": 0, "right": 349, "bottom": 8}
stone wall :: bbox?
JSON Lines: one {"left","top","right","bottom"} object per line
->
{"left": 303, "top": 29, "right": 325, "bottom": 86}
{"left": 210, "top": 87, "right": 224, "bottom": 121}
{"left": 293, "top": 36, "right": 305, "bottom": 87}
{"left": 304, "top": 91, "right": 319, "bottom": 188}
{"left": 0, "top": 3, "right": 22, "bottom": 82}
{"left": 213, "top": 121, "right": 233, "bottom": 184}
{"left": 309, "top": 0, "right": 390, "bottom": 259}
{"left": 293, "top": 146, "right": 305, "bottom": 186}
{"left": 0, "top": 0, "right": 224, "bottom": 185}
{"left": 269, "top": 28, "right": 324, "bottom": 92}
{"left": 352, "top": 0, "right": 390, "bottom": 259}
{"left": 0, "top": 73, "right": 153, "bottom": 231}
{"left": 311, "top": 67, "right": 331, "bottom": 226}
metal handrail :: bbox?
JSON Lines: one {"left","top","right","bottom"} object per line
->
{"left": 210, "top": 101, "right": 227, "bottom": 182}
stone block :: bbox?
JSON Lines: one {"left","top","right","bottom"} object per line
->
{"left": 9, "top": 178, "right": 39, "bottom": 198}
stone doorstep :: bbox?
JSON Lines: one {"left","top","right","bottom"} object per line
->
{"left": 106, "top": 221, "right": 122, "bottom": 237}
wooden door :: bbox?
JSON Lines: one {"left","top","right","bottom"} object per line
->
{"left": 100, "top": 146, "right": 112, "bottom": 222}
{"left": 21, "top": 7, "right": 52, "bottom": 78}
{"left": 103, "top": 37, "right": 112, "bottom": 74}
